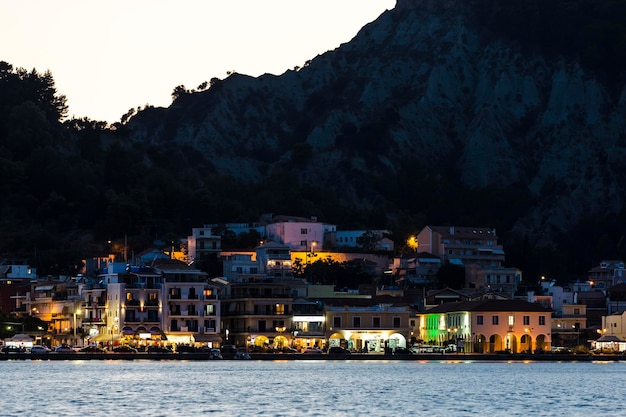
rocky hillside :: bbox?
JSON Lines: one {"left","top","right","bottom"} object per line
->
{"left": 123, "top": 0, "right": 626, "bottom": 275}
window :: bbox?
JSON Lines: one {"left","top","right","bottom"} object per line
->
{"left": 492, "top": 315, "right": 499, "bottom": 325}
{"left": 373, "top": 317, "right": 381, "bottom": 328}
{"left": 477, "top": 315, "right": 484, "bottom": 325}
{"left": 333, "top": 316, "right": 341, "bottom": 328}
{"left": 393, "top": 317, "right": 401, "bottom": 328}
{"left": 353, "top": 317, "right": 361, "bottom": 328}
{"left": 409, "top": 319, "right": 416, "bottom": 327}
{"left": 523, "top": 315, "right": 530, "bottom": 325}
{"left": 301, "top": 240, "right": 308, "bottom": 247}
{"left": 574, "top": 308, "right": 580, "bottom": 315}
{"left": 275, "top": 304, "right": 285, "bottom": 315}
{"left": 204, "top": 304, "right": 215, "bottom": 315}
{"left": 204, "top": 289, "right": 213, "bottom": 298}
{"left": 300, "top": 228, "right": 308, "bottom": 235}
{"left": 204, "top": 319, "right": 216, "bottom": 331}
{"left": 539, "top": 316, "right": 546, "bottom": 326}
{"left": 508, "top": 315, "right": 514, "bottom": 326}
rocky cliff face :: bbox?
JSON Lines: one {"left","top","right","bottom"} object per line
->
{"left": 127, "top": 0, "right": 626, "bottom": 249}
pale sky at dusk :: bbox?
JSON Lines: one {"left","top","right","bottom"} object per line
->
{"left": 0, "top": 1, "right": 396, "bottom": 124}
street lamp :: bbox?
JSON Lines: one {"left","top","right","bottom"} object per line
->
{"left": 73, "top": 307, "right": 82, "bottom": 347}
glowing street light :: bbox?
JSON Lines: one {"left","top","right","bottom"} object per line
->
{"left": 73, "top": 306, "right": 82, "bottom": 347}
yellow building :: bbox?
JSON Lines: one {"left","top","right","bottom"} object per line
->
{"left": 419, "top": 299, "right": 552, "bottom": 353}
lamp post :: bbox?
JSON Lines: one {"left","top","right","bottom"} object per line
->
{"left": 73, "top": 306, "right": 81, "bottom": 347}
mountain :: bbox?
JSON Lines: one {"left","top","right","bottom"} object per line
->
{"left": 2, "top": 0, "right": 626, "bottom": 281}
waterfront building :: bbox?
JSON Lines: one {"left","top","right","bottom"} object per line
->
{"left": 220, "top": 242, "right": 306, "bottom": 349}
{"left": 325, "top": 302, "right": 413, "bottom": 352}
{"left": 419, "top": 299, "right": 552, "bottom": 353}
{"left": 155, "top": 259, "right": 221, "bottom": 347}
{"left": 26, "top": 279, "right": 83, "bottom": 347}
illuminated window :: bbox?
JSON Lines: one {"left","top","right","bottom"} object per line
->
{"left": 508, "top": 315, "right": 514, "bottom": 326}
{"left": 275, "top": 304, "right": 285, "bottom": 315}
{"left": 205, "top": 305, "right": 215, "bottom": 315}
{"left": 203, "top": 289, "right": 213, "bottom": 297}
{"left": 126, "top": 293, "right": 132, "bottom": 301}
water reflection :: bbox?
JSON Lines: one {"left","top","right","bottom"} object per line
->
{"left": 2, "top": 360, "right": 625, "bottom": 416}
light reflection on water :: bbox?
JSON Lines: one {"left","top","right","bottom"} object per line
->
{"left": 3, "top": 359, "right": 625, "bottom": 416}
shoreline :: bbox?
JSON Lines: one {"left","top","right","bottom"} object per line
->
{"left": 0, "top": 352, "right": 622, "bottom": 361}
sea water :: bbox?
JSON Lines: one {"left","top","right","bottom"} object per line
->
{"left": 3, "top": 358, "right": 624, "bottom": 416}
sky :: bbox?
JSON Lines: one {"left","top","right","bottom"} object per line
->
{"left": 1, "top": 1, "right": 396, "bottom": 124}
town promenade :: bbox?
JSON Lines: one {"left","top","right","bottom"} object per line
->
{"left": 0, "top": 352, "right": 622, "bottom": 361}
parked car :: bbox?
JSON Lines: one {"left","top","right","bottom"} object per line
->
{"left": 220, "top": 345, "right": 237, "bottom": 354}
{"left": 393, "top": 347, "right": 413, "bottom": 355}
{"left": 281, "top": 347, "right": 299, "bottom": 354}
{"left": 147, "top": 346, "right": 173, "bottom": 354}
{"left": 3, "top": 345, "right": 26, "bottom": 354}
{"left": 175, "top": 345, "right": 197, "bottom": 353}
{"left": 209, "top": 348, "right": 223, "bottom": 360}
{"left": 30, "top": 345, "right": 51, "bottom": 354}
{"left": 302, "top": 347, "right": 323, "bottom": 354}
{"left": 112, "top": 345, "right": 137, "bottom": 353}
{"left": 55, "top": 344, "right": 76, "bottom": 353}
{"left": 328, "top": 346, "right": 351, "bottom": 355}
{"left": 79, "top": 345, "right": 107, "bottom": 353}
{"left": 233, "top": 349, "right": 251, "bottom": 360}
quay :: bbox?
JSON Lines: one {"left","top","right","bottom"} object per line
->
{"left": 0, "top": 352, "right": 623, "bottom": 361}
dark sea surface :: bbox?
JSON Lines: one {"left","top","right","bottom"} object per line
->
{"left": 4, "top": 358, "right": 624, "bottom": 416}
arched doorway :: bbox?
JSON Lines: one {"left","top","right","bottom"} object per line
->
{"left": 520, "top": 334, "right": 533, "bottom": 353}
{"left": 505, "top": 334, "right": 518, "bottom": 353}
{"left": 473, "top": 334, "right": 487, "bottom": 353}
{"left": 328, "top": 332, "right": 344, "bottom": 348}
{"left": 389, "top": 333, "right": 407, "bottom": 349}
{"left": 489, "top": 334, "right": 503, "bottom": 353}
{"left": 536, "top": 334, "right": 548, "bottom": 353}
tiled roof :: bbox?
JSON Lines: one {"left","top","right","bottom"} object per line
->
{"left": 425, "top": 299, "right": 552, "bottom": 314}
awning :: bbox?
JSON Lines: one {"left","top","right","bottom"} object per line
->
{"left": 8, "top": 333, "right": 32, "bottom": 342}
{"left": 89, "top": 333, "right": 123, "bottom": 342}
{"left": 192, "top": 333, "right": 223, "bottom": 343}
